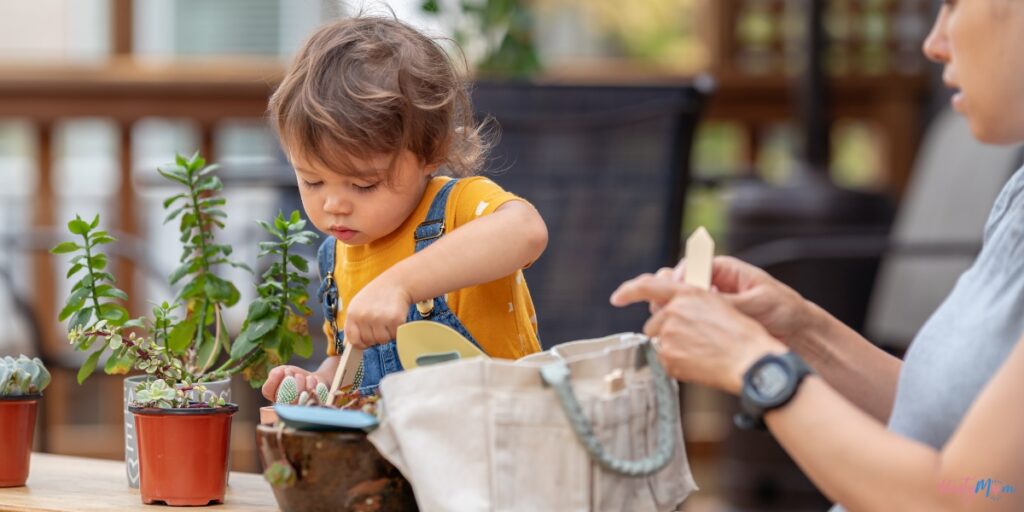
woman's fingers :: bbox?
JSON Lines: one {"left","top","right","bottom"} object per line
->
{"left": 611, "top": 274, "right": 685, "bottom": 307}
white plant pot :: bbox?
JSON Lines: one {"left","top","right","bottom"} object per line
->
{"left": 122, "top": 375, "right": 232, "bottom": 488}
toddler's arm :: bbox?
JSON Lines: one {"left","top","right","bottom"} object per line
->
{"left": 344, "top": 200, "right": 547, "bottom": 348}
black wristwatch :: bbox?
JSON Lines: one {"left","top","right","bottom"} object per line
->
{"left": 734, "top": 351, "right": 813, "bottom": 431}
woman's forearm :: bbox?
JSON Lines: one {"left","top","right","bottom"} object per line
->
{"left": 789, "top": 301, "right": 902, "bottom": 422}
{"left": 766, "top": 377, "right": 956, "bottom": 512}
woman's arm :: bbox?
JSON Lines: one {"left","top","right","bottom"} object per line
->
{"left": 787, "top": 301, "right": 902, "bottom": 422}
{"left": 769, "top": 335, "right": 1024, "bottom": 512}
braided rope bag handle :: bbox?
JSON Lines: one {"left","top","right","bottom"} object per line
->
{"left": 540, "top": 339, "right": 677, "bottom": 477}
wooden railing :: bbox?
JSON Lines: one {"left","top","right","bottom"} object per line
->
{"left": 0, "top": 57, "right": 282, "bottom": 468}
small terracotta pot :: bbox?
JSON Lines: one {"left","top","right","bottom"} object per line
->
{"left": 130, "top": 404, "right": 238, "bottom": 506}
{"left": 260, "top": 405, "right": 278, "bottom": 425}
{"left": 0, "top": 394, "right": 40, "bottom": 487}
{"left": 256, "top": 425, "right": 417, "bottom": 511}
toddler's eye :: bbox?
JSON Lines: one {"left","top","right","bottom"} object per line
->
{"left": 300, "top": 180, "right": 323, "bottom": 189}
{"left": 353, "top": 182, "right": 379, "bottom": 193}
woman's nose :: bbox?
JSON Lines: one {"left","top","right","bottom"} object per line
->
{"left": 922, "top": 6, "right": 951, "bottom": 64}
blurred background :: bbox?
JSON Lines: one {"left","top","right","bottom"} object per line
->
{"left": 1, "top": 1, "right": 1016, "bottom": 511}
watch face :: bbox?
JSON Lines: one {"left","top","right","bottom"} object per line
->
{"left": 752, "top": 362, "right": 789, "bottom": 399}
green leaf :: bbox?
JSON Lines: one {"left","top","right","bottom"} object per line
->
{"left": 104, "top": 350, "right": 134, "bottom": 375}
{"left": 68, "top": 307, "right": 94, "bottom": 332}
{"left": 274, "top": 215, "right": 288, "bottom": 233}
{"left": 91, "top": 235, "right": 116, "bottom": 245}
{"left": 89, "top": 254, "right": 108, "bottom": 271}
{"left": 245, "top": 312, "right": 280, "bottom": 342}
{"left": 175, "top": 153, "right": 188, "bottom": 167}
{"left": 178, "top": 276, "right": 207, "bottom": 301}
{"left": 163, "top": 193, "right": 187, "bottom": 209}
{"left": 287, "top": 254, "right": 309, "bottom": 273}
{"left": 58, "top": 297, "right": 85, "bottom": 323}
{"left": 196, "top": 325, "right": 222, "bottom": 373}
{"left": 167, "top": 317, "right": 199, "bottom": 353}
{"left": 246, "top": 298, "right": 272, "bottom": 320}
{"left": 229, "top": 328, "right": 258, "bottom": 361}
{"left": 289, "top": 210, "right": 301, "bottom": 224}
{"left": 293, "top": 333, "right": 313, "bottom": 359}
{"left": 51, "top": 241, "right": 81, "bottom": 254}
{"left": 204, "top": 275, "right": 239, "bottom": 305}
{"left": 77, "top": 349, "right": 104, "bottom": 384}
{"left": 164, "top": 205, "right": 188, "bottom": 224}
{"left": 96, "top": 285, "right": 128, "bottom": 301}
{"left": 66, "top": 263, "right": 84, "bottom": 279}
{"left": 88, "top": 214, "right": 100, "bottom": 229}
{"left": 98, "top": 303, "right": 129, "bottom": 325}
{"left": 156, "top": 166, "right": 188, "bottom": 185}
{"left": 168, "top": 260, "right": 198, "bottom": 285}
{"left": 68, "top": 218, "right": 91, "bottom": 235}
{"left": 196, "top": 176, "right": 223, "bottom": 193}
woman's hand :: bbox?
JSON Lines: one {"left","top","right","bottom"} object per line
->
{"left": 611, "top": 274, "right": 786, "bottom": 394}
{"left": 342, "top": 275, "right": 412, "bottom": 349}
{"left": 673, "top": 256, "right": 822, "bottom": 346}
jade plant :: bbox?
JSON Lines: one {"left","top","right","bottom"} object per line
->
{"left": 0, "top": 356, "right": 51, "bottom": 397}
{"left": 132, "top": 379, "right": 226, "bottom": 409}
{"left": 51, "top": 152, "right": 317, "bottom": 400}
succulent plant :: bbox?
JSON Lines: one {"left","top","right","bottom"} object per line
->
{"left": 0, "top": 356, "right": 51, "bottom": 397}
{"left": 274, "top": 375, "right": 329, "bottom": 406}
{"left": 132, "top": 378, "right": 227, "bottom": 409}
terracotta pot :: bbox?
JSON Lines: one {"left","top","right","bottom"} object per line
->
{"left": 256, "top": 425, "right": 417, "bottom": 512}
{"left": 124, "top": 376, "right": 233, "bottom": 487}
{"left": 0, "top": 394, "right": 40, "bottom": 487}
{"left": 129, "top": 404, "right": 238, "bottom": 506}
{"left": 260, "top": 405, "right": 278, "bottom": 425}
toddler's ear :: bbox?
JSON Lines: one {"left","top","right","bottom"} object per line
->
{"left": 423, "top": 161, "right": 442, "bottom": 176}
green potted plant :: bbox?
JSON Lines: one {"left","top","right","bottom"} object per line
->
{"left": 0, "top": 355, "right": 51, "bottom": 487}
{"left": 50, "top": 152, "right": 317, "bottom": 492}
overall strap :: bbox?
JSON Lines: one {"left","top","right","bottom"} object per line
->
{"left": 413, "top": 179, "right": 459, "bottom": 253}
{"left": 316, "top": 236, "right": 342, "bottom": 354}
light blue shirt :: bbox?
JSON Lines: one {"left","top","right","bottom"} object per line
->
{"left": 833, "top": 166, "right": 1024, "bottom": 510}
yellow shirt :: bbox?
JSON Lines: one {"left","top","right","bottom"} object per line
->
{"left": 324, "top": 176, "right": 541, "bottom": 360}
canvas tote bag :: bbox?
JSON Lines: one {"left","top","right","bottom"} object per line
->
{"left": 368, "top": 333, "right": 697, "bottom": 511}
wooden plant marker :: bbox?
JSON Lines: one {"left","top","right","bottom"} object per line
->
{"left": 684, "top": 226, "right": 714, "bottom": 291}
{"left": 328, "top": 343, "right": 363, "bottom": 402}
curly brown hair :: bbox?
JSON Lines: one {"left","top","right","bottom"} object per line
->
{"left": 269, "top": 16, "right": 490, "bottom": 180}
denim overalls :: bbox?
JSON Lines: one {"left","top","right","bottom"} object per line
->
{"left": 316, "top": 179, "right": 485, "bottom": 395}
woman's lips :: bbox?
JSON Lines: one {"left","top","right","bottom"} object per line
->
{"left": 331, "top": 228, "right": 358, "bottom": 241}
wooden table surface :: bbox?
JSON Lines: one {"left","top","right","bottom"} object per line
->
{"left": 0, "top": 453, "right": 280, "bottom": 511}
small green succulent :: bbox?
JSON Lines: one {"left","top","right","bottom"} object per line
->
{"left": 0, "top": 356, "right": 51, "bottom": 397}
{"left": 274, "top": 375, "right": 328, "bottom": 405}
{"left": 132, "top": 379, "right": 228, "bottom": 409}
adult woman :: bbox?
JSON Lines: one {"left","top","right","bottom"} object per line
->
{"left": 612, "top": 2, "right": 1024, "bottom": 510}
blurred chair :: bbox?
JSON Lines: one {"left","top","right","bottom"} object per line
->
{"left": 472, "top": 79, "right": 713, "bottom": 348}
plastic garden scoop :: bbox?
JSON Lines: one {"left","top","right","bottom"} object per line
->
{"left": 274, "top": 404, "right": 379, "bottom": 433}
{"left": 396, "top": 321, "right": 486, "bottom": 370}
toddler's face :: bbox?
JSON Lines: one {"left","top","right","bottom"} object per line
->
{"left": 288, "top": 148, "right": 433, "bottom": 245}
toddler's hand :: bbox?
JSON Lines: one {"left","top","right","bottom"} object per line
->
{"left": 261, "top": 365, "right": 325, "bottom": 402}
{"left": 343, "top": 276, "right": 413, "bottom": 349}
